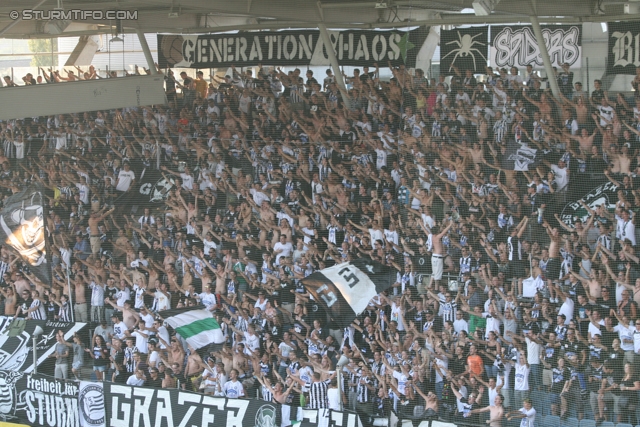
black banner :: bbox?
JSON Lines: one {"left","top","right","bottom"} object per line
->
{"left": 103, "top": 383, "right": 361, "bottom": 427}
{"left": 0, "top": 317, "right": 86, "bottom": 373}
{"left": 301, "top": 259, "right": 396, "bottom": 329}
{"left": 137, "top": 169, "right": 176, "bottom": 205}
{"left": 559, "top": 181, "right": 618, "bottom": 228}
{"left": 440, "top": 27, "right": 489, "bottom": 74}
{"left": 490, "top": 25, "right": 582, "bottom": 68}
{"left": 607, "top": 21, "right": 640, "bottom": 74}
{"left": 158, "top": 28, "right": 427, "bottom": 69}
{"left": 0, "top": 184, "right": 50, "bottom": 284}
{"left": 0, "top": 372, "right": 79, "bottom": 426}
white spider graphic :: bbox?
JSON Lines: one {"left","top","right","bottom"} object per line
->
{"left": 442, "top": 31, "right": 487, "bottom": 71}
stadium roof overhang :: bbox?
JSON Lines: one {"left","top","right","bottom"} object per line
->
{"left": 0, "top": 0, "right": 638, "bottom": 38}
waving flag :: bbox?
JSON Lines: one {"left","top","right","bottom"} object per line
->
{"left": 159, "top": 307, "right": 225, "bottom": 349}
{"left": 301, "top": 259, "right": 397, "bottom": 328}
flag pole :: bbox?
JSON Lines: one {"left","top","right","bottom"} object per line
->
{"left": 67, "top": 261, "right": 74, "bottom": 323}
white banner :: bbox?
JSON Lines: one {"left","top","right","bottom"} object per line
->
{"left": 78, "top": 381, "right": 105, "bottom": 427}
{"left": 489, "top": 25, "right": 582, "bottom": 69}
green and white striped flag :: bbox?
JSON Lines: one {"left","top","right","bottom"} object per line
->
{"left": 160, "top": 307, "right": 225, "bottom": 349}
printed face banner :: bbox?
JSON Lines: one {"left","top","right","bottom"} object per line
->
{"left": 559, "top": 181, "right": 618, "bottom": 228}
{"left": 0, "top": 184, "right": 50, "bottom": 284}
{"left": 0, "top": 317, "right": 85, "bottom": 373}
{"left": 0, "top": 372, "right": 79, "bottom": 427}
{"left": 158, "top": 28, "right": 427, "bottom": 69}
{"left": 440, "top": 27, "right": 489, "bottom": 74}
{"left": 490, "top": 25, "right": 582, "bottom": 69}
{"left": 607, "top": 21, "right": 640, "bottom": 74}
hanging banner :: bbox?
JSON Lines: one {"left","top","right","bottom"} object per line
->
{"left": 607, "top": 21, "right": 640, "bottom": 74}
{"left": 559, "top": 181, "right": 618, "bottom": 228}
{"left": 0, "top": 317, "right": 86, "bottom": 373}
{"left": 490, "top": 25, "right": 582, "bottom": 69}
{"left": 440, "top": 27, "right": 489, "bottom": 74}
{"left": 157, "top": 28, "right": 427, "bottom": 69}
{"left": 101, "top": 383, "right": 361, "bottom": 427}
{"left": 0, "top": 372, "right": 79, "bottom": 427}
{"left": 0, "top": 184, "right": 50, "bottom": 284}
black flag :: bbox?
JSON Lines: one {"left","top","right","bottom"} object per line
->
{"left": 301, "top": 259, "right": 396, "bottom": 328}
{"left": 0, "top": 184, "right": 50, "bottom": 284}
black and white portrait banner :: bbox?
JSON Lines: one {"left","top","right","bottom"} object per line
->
{"left": 158, "top": 28, "right": 427, "bottom": 69}
{"left": 607, "top": 21, "right": 640, "bottom": 74}
{"left": 490, "top": 25, "right": 582, "bottom": 69}
{"left": 440, "top": 27, "right": 489, "bottom": 74}
{"left": 0, "top": 184, "right": 50, "bottom": 284}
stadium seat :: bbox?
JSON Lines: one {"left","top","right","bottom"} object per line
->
{"left": 580, "top": 420, "right": 596, "bottom": 427}
{"left": 564, "top": 418, "right": 580, "bottom": 427}
{"left": 615, "top": 424, "right": 634, "bottom": 427}
{"left": 600, "top": 422, "right": 615, "bottom": 427}
{"left": 545, "top": 415, "right": 561, "bottom": 427}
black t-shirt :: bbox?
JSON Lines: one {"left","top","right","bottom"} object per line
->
{"left": 595, "top": 297, "right": 616, "bottom": 318}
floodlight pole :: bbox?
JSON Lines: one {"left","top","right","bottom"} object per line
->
{"left": 318, "top": 23, "right": 351, "bottom": 108}
{"left": 529, "top": 15, "right": 561, "bottom": 99}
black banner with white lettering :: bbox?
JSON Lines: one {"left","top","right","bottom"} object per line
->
{"left": 0, "top": 317, "right": 85, "bottom": 373}
{"left": 559, "top": 180, "right": 618, "bottom": 228}
{"left": 440, "top": 27, "right": 489, "bottom": 74}
{"left": 0, "top": 372, "right": 79, "bottom": 427}
{"left": 137, "top": 169, "right": 176, "bottom": 205}
{"left": 102, "top": 383, "right": 361, "bottom": 427}
{"left": 301, "top": 259, "right": 396, "bottom": 328}
{"left": 157, "top": 28, "right": 427, "bottom": 69}
{"left": 490, "top": 25, "right": 582, "bottom": 68}
{"left": 607, "top": 21, "right": 640, "bottom": 74}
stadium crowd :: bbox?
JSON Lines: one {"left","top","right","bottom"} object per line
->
{"left": 2, "top": 60, "right": 640, "bottom": 427}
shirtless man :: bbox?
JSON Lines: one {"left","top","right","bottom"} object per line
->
{"left": 569, "top": 128, "right": 597, "bottom": 153}
{"left": 13, "top": 271, "right": 31, "bottom": 295}
{"left": 88, "top": 207, "right": 115, "bottom": 257}
{"left": 470, "top": 394, "right": 505, "bottom": 427}
{"left": 105, "top": 299, "right": 139, "bottom": 329}
{"left": 430, "top": 218, "right": 454, "bottom": 288}
{"left": 543, "top": 221, "right": 562, "bottom": 303}
{"left": 1, "top": 286, "right": 16, "bottom": 315}
{"left": 73, "top": 274, "right": 88, "bottom": 322}
{"left": 185, "top": 346, "right": 205, "bottom": 389}
{"left": 159, "top": 336, "right": 185, "bottom": 367}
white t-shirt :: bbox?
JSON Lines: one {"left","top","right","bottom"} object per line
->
{"left": 550, "top": 164, "right": 568, "bottom": 191}
{"left": 514, "top": 362, "right": 530, "bottom": 391}
{"left": 519, "top": 407, "right": 536, "bottom": 427}
{"left": 126, "top": 375, "right": 145, "bottom": 386}
{"left": 558, "top": 297, "right": 574, "bottom": 321}
{"left": 223, "top": 380, "right": 245, "bottom": 398}
{"left": 615, "top": 324, "right": 635, "bottom": 351}
{"left": 116, "top": 169, "right": 136, "bottom": 192}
